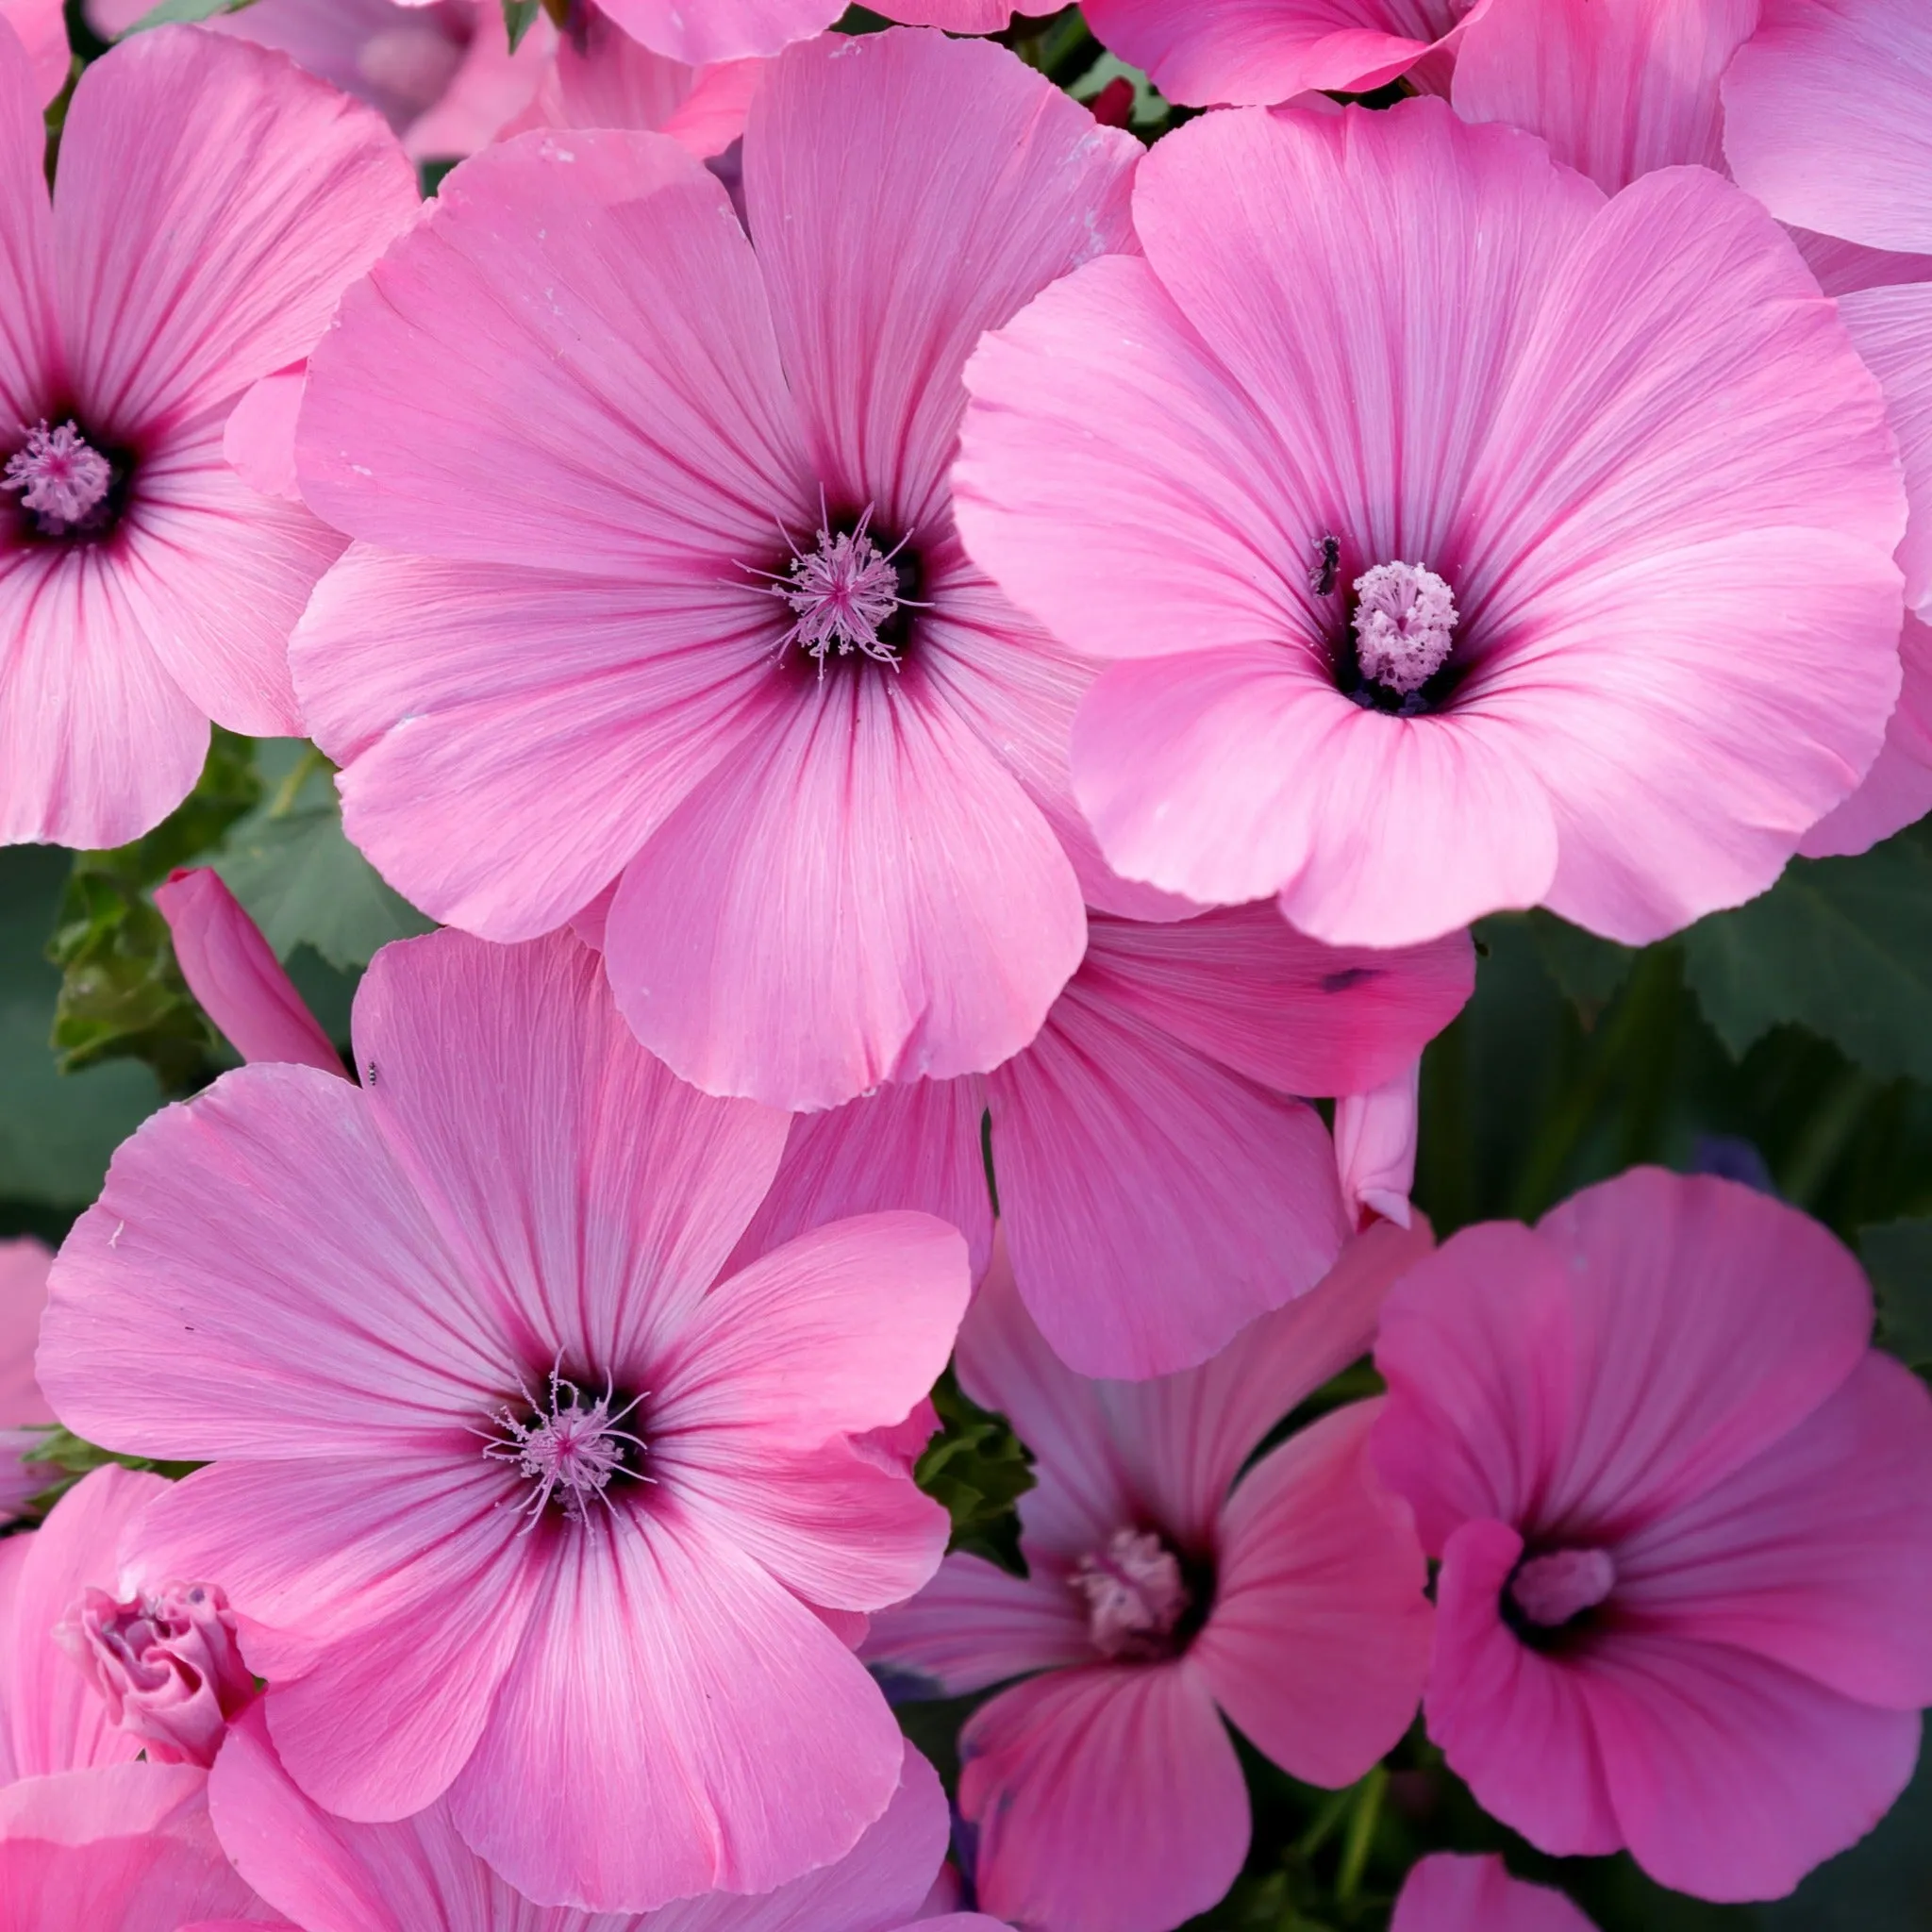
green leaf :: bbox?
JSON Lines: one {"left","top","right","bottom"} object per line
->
{"left": 1524, "top": 908, "right": 1639, "bottom": 1029}
{"left": 213, "top": 741, "right": 433, "bottom": 972}
{"left": 125, "top": 0, "right": 258, "bottom": 29}
{"left": 1680, "top": 831, "right": 1932, "bottom": 1086}
{"left": 0, "top": 848, "right": 159, "bottom": 1208}
{"left": 46, "top": 730, "right": 261, "bottom": 1091}
{"left": 1860, "top": 1218, "right": 1932, "bottom": 1366}
{"left": 14, "top": 1424, "right": 200, "bottom": 1517}
{"left": 502, "top": 0, "right": 541, "bottom": 51}
{"left": 913, "top": 1368, "right": 1035, "bottom": 1574}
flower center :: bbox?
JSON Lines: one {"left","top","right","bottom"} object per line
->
{"left": 1508, "top": 1545, "right": 1617, "bottom": 1629}
{"left": 481, "top": 1370, "right": 647, "bottom": 1526}
{"left": 760, "top": 505, "right": 922, "bottom": 673}
{"left": 1071, "top": 1527, "right": 1191, "bottom": 1661}
{"left": 58, "top": 1580, "right": 255, "bottom": 1768}
{"left": 1351, "top": 560, "right": 1458, "bottom": 698}
{"left": 4, "top": 419, "right": 116, "bottom": 539}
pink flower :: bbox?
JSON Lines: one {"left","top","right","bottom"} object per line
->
{"left": 0, "top": 0, "right": 62, "bottom": 104}
{"left": 1391, "top": 1855, "right": 1595, "bottom": 1932}
{"left": 510, "top": 3, "right": 764, "bottom": 158}
{"left": 206, "top": 1704, "right": 1002, "bottom": 1932}
{"left": 1079, "top": 0, "right": 1496, "bottom": 107}
{"left": 38, "top": 927, "right": 972, "bottom": 1911}
{"left": 0, "top": 1760, "right": 267, "bottom": 1931}
{"left": 1, "top": 1467, "right": 161, "bottom": 1784}
{"left": 953, "top": 97, "right": 1908, "bottom": 949}
{"left": 864, "top": 1224, "right": 1435, "bottom": 1932}
{"left": 87, "top": 0, "right": 554, "bottom": 162}
{"left": 1724, "top": 0, "right": 1932, "bottom": 853}
{"left": 0, "top": 1238, "right": 52, "bottom": 1521}
{"left": 1372, "top": 1167, "right": 1932, "bottom": 1901}
{"left": 155, "top": 870, "right": 347, "bottom": 1079}
{"left": 594, "top": 0, "right": 1014, "bottom": 67}
{"left": 732, "top": 905, "right": 1472, "bottom": 1377}
{"left": 0, "top": 21, "right": 416, "bottom": 852}
{"left": 292, "top": 28, "right": 1141, "bottom": 1110}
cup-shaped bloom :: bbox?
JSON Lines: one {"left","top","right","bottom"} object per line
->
{"left": 865, "top": 1224, "right": 1435, "bottom": 1932}
{"left": 291, "top": 28, "right": 1144, "bottom": 1111}
{"left": 731, "top": 906, "right": 1472, "bottom": 1377}
{"left": 0, "top": 1239, "right": 51, "bottom": 1522}
{"left": 1080, "top": 0, "right": 1494, "bottom": 107}
{"left": 1372, "top": 1167, "right": 1932, "bottom": 1901}
{"left": 0, "top": 1760, "right": 265, "bottom": 1930}
{"left": 206, "top": 1704, "right": 1000, "bottom": 1932}
{"left": 38, "top": 928, "right": 972, "bottom": 1912}
{"left": 0, "top": 20, "right": 417, "bottom": 850}
{"left": 1391, "top": 1855, "right": 1595, "bottom": 1932}
{"left": 954, "top": 97, "right": 1908, "bottom": 949}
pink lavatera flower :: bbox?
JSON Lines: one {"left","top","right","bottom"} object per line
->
{"left": 954, "top": 97, "right": 1908, "bottom": 949}
{"left": 87, "top": 0, "right": 555, "bottom": 162}
{"left": 864, "top": 1224, "right": 1436, "bottom": 1932}
{"left": 155, "top": 870, "right": 347, "bottom": 1079}
{"left": 731, "top": 905, "right": 1473, "bottom": 1377}
{"left": 207, "top": 1707, "right": 1002, "bottom": 1932}
{"left": 1079, "top": 0, "right": 1496, "bottom": 107}
{"left": 38, "top": 927, "right": 972, "bottom": 1913}
{"left": 1391, "top": 1855, "right": 1595, "bottom": 1932}
{"left": 1, "top": 1464, "right": 254, "bottom": 1788}
{"left": 1443, "top": 0, "right": 1932, "bottom": 856}
{"left": 0, "top": 1238, "right": 52, "bottom": 1522}
{"left": 0, "top": 21, "right": 417, "bottom": 852}
{"left": 596, "top": 0, "right": 1013, "bottom": 67}
{"left": 292, "top": 28, "right": 1141, "bottom": 1111}
{"left": 1373, "top": 1167, "right": 1932, "bottom": 1902}
{"left": 0, "top": 1760, "right": 270, "bottom": 1931}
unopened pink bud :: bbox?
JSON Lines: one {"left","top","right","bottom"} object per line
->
{"left": 155, "top": 868, "right": 347, "bottom": 1077}
{"left": 1335, "top": 1059, "right": 1421, "bottom": 1230}
{"left": 61, "top": 1580, "right": 257, "bottom": 1767}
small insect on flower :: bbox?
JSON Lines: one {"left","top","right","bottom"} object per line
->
{"left": 1308, "top": 533, "right": 1341, "bottom": 597}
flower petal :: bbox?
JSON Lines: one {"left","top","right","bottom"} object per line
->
{"left": 959, "top": 1662, "right": 1249, "bottom": 1932}
{"left": 1194, "top": 1403, "right": 1431, "bottom": 1785}
{"left": 446, "top": 1501, "right": 907, "bottom": 1909}
{"left": 988, "top": 969, "right": 1349, "bottom": 1377}
{"left": 862, "top": 1553, "right": 1091, "bottom": 1700}
{"left": 56, "top": 26, "right": 415, "bottom": 432}
{"left": 745, "top": 25, "right": 1137, "bottom": 529}
{"left": 351, "top": 929, "right": 790, "bottom": 1380}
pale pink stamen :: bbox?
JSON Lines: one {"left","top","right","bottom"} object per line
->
{"left": 3, "top": 420, "right": 113, "bottom": 535}
{"left": 1509, "top": 1545, "right": 1618, "bottom": 1627}
{"left": 759, "top": 505, "right": 914, "bottom": 672}
{"left": 481, "top": 1369, "right": 648, "bottom": 1526}
{"left": 1071, "top": 1526, "right": 1191, "bottom": 1660}
{"left": 1353, "top": 559, "right": 1458, "bottom": 694}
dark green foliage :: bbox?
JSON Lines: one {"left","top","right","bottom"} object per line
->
{"left": 1681, "top": 826, "right": 1932, "bottom": 1087}
{"left": 502, "top": 1, "right": 543, "bottom": 52}
{"left": 1862, "top": 1219, "right": 1932, "bottom": 1367}
{"left": 46, "top": 730, "right": 260, "bottom": 1092}
{"left": 913, "top": 1367, "right": 1035, "bottom": 1574}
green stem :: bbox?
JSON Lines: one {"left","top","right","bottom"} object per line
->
{"left": 1335, "top": 1765, "right": 1386, "bottom": 1907}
